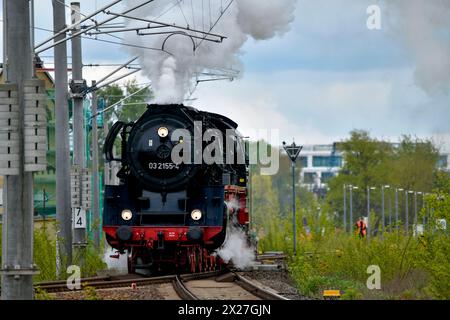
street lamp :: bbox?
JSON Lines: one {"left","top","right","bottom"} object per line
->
{"left": 405, "top": 190, "right": 414, "bottom": 235}
{"left": 343, "top": 184, "right": 347, "bottom": 232}
{"left": 283, "top": 141, "right": 303, "bottom": 256}
{"left": 423, "top": 193, "right": 428, "bottom": 228}
{"left": 381, "top": 185, "right": 390, "bottom": 232}
{"left": 395, "top": 188, "right": 404, "bottom": 232}
{"left": 367, "top": 186, "right": 376, "bottom": 241}
{"left": 415, "top": 192, "right": 422, "bottom": 227}
{"left": 349, "top": 185, "right": 358, "bottom": 233}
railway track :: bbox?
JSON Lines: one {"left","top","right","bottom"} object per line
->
{"left": 171, "top": 272, "right": 289, "bottom": 300}
{"left": 36, "top": 271, "right": 289, "bottom": 300}
{"left": 35, "top": 271, "right": 219, "bottom": 293}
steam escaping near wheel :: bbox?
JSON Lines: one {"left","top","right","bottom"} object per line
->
{"left": 103, "top": 245, "right": 128, "bottom": 275}
{"left": 216, "top": 225, "right": 255, "bottom": 270}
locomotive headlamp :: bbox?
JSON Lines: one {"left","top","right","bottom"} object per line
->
{"left": 158, "top": 127, "right": 169, "bottom": 138}
{"left": 121, "top": 209, "right": 133, "bottom": 221}
{"left": 191, "top": 209, "right": 202, "bottom": 221}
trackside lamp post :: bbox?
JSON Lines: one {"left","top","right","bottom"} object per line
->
{"left": 283, "top": 141, "right": 303, "bottom": 256}
{"left": 367, "top": 186, "right": 376, "bottom": 241}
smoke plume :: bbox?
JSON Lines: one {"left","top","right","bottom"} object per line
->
{"left": 386, "top": 0, "right": 450, "bottom": 95}
{"left": 124, "top": 0, "right": 298, "bottom": 103}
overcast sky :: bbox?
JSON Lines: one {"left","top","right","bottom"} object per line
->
{"left": 1, "top": 0, "right": 449, "bottom": 151}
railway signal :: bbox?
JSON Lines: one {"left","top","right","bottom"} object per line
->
{"left": 283, "top": 141, "right": 303, "bottom": 256}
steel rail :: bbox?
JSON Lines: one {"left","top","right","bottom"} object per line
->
{"left": 172, "top": 276, "right": 199, "bottom": 300}
{"left": 233, "top": 273, "right": 290, "bottom": 300}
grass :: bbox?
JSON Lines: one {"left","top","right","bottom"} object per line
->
{"left": 286, "top": 230, "right": 450, "bottom": 300}
{"left": 0, "top": 222, "right": 106, "bottom": 284}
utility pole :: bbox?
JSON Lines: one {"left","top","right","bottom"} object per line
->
{"left": 395, "top": 188, "right": 403, "bottom": 233}
{"left": 343, "top": 184, "right": 347, "bottom": 233}
{"left": 395, "top": 188, "right": 398, "bottom": 232}
{"left": 367, "top": 187, "right": 370, "bottom": 241}
{"left": 70, "top": 2, "right": 87, "bottom": 255}
{"left": 283, "top": 141, "right": 303, "bottom": 256}
{"left": 53, "top": 0, "right": 72, "bottom": 274}
{"left": 1, "top": 0, "right": 44, "bottom": 299}
{"left": 381, "top": 185, "right": 390, "bottom": 233}
{"left": 367, "top": 186, "right": 375, "bottom": 241}
{"left": 414, "top": 191, "right": 418, "bottom": 231}
{"left": 349, "top": 185, "right": 358, "bottom": 234}
{"left": 91, "top": 81, "right": 100, "bottom": 248}
{"left": 405, "top": 191, "right": 409, "bottom": 235}
{"left": 381, "top": 186, "right": 385, "bottom": 232}
{"left": 388, "top": 190, "right": 392, "bottom": 232}
{"left": 349, "top": 186, "right": 353, "bottom": 233}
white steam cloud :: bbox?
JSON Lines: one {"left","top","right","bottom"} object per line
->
{"left": 216, "top": 199, "right": 255, "bottom": 270}
{"left": 103, "top": 245, "right": 128, "bottom": 274}
{"left": 124, "top": 0, "right": 298, "bottom": 103}
{"left": 216, "top": 225, "right": 255, "bottom": 270}
{"left": 386, "top": 0, "right": 450, "bottom": 95}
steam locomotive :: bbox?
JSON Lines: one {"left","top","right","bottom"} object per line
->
{"left": 103, "top": 104, "right": 249, "bottom": 274}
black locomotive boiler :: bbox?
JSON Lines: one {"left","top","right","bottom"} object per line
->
{"left": 103, "top": 104, "right": 249, "bottom": 274}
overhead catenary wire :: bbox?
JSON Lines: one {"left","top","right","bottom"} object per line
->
{"left": 35, "top": 0, "right": 156, "bottom": 54}
{"left": 35, "top": 0, "right": 123, "bottom": 50}
{"left": 90, "top": 84, "right": 152, "bottom": 119}
{"left": 176, "top": 0, "right": 190, "bottom": 27}
{"left": 100, "top": 11, "right": 226, "bottom": 40}
{"left": 196, "top": 0, "right": 234, "bottom": 51}
{"left": 54, "top": 0, "right": 98, "bottom": 24}
{"left": 92, "top": 68, "right": 142, "bottom": 92}
{"left": 33, "top": 25, "right": 170, "bottom": 54}
{"left": 95, "top": 56, "right": 139, "bottom": 87}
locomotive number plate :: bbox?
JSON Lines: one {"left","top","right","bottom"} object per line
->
{"left": 149, "top": 162, "right": 180, "bottom": 170}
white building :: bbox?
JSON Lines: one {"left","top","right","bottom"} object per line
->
{"left": 298, "top": 144, "right": 343, "bottom": 192}
{"left": 296, "top": 144, "right": 449, "bottom": 194}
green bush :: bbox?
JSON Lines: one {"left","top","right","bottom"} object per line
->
{"left": 287, "top": 230, "right": 450, "bottom": 300}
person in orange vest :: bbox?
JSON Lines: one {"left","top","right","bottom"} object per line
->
{"left": 355, "top": 217, "right": 367, "bottom": 238}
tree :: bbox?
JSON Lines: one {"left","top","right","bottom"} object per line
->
{"left": 327, "top": 130, "right": 392, "bottom": 227}
{"left": 114, "top": 79, "right": 153, "bottom": 123}
{"left": 387, "top": 135, "right": 439, "bottom": 192}
{"left": 95, "top": 79, "right": 153, "bottom": 163}
{"left": 326, "top": 130, "right": 440, "bottom": 230}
